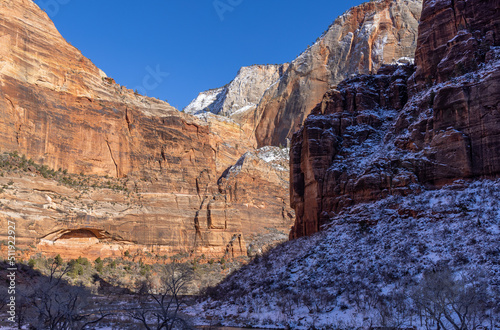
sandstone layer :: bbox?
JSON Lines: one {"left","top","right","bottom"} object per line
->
{"left": 0, "top": 0, "right": 293, "bottom": 259}
{"left": 290, "top": 0, "right": 500, "bottom": 238}
{"left": 187, "top": 0, "right": 422, "bottom": 148}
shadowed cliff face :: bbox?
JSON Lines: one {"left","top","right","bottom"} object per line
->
{"left": 0, "top": 0, "right": 294, "bottom": 259}
{"left": 290, "top": 0, "right": 500, "bottom": 238}
{"left": 414, "top": 0, "right": 500, "bottom": 87}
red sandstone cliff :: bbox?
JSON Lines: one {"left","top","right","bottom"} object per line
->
{"left": 0, "top": 0, "right": 294, "bottom": 259}
{"left": 290, "top": 0, "right": 500, "bottom": 238}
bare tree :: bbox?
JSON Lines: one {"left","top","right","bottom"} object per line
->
{"left": 14, "top": 289, "right": 30, "bottom": 330}
{"left": 411, "top": 268, "right": 489, "bottom": 330}
{"left": 376, "top": 289, "right": 414, "bottom": 329}
{"left": 128, "top": 264, "right": 193, "bottom": 330}
{"left": 26, "top": 258, "right": 111, "bottom": 329}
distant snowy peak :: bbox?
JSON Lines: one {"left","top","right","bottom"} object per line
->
{"left": 183, "top": 86, "right": 227, "bottom": 115}
{"left": 184, "top": 64, "right": 288, "bottom": 118}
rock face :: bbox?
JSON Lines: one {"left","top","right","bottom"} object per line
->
{"left": 187, "top": 0, "right": 422, "bottom": 148}
{"left": 255, "top": 0, "right": 422, "bottom": 147}
{"left": 184, "top": 64, "right": 288, "bottom": 145}
{"left": 290, "top": 65, "right": 414, "bottom": 237}
{"left": 0, "top": 0, "right": 293, "bottom": 259}
{"left": 414, "top": 0, "right": 500, "bottom": 87}
{"left": 290, "top": 0, "right": 500, "bottom": 238}
{"left": 184, "top": 64, "right": 288, "bottom": 119}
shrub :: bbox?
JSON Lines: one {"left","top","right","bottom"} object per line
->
{"left": 54, "top": 254, "right": 63, "bottom": 266}
{"left": 94, "top": 257, "right": 103, "bottom": 273}
{"left": 76, "top": 256, "right": 90, "bottom": 267}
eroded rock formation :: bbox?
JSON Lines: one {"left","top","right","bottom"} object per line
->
{"left": 0, "top": 0, "right": 293, "bottom": 259}
{"left": 290, "top": 0, "right": 500, "bottom": 238}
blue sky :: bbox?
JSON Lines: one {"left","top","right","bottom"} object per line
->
{"left": 35, "top": 0, "right": 363, "bottom": 110}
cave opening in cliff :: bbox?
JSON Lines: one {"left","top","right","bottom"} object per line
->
{"left": 58, "top": 229, "right": 99, "bottom": 240}
{"left": 40, "top": 228, "right": 117, "bottom": 243}
{"left": 36, "top": 228, "right": 133, "bottom": 259}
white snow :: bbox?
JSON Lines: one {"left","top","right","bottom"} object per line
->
{"left": 183, "top": 86, "right": 226, "bottom": 115}
{"left": 255, "top": 146, "right": 289, "bottom": 164}
{"left": 396, "top": 57, "right": 415, "bottom": 65}
{"left": 224, "top": 146, "right": 290, "bottom": 177}
{"left": 229, "top": 104, "right": 256, "bottom": 117}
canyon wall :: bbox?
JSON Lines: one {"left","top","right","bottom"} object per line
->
{"left": 290, "top": 0, "right": 500, "bottom": 238}
{"left": 0, "top": 0, "right": 293, "bottom": 259}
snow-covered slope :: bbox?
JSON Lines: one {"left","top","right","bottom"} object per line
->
{"left": 189, "top": 179, "right": 500, "bottom": 328}
{"left": 183, "top": 87, "right": 226, "bottom": 115}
